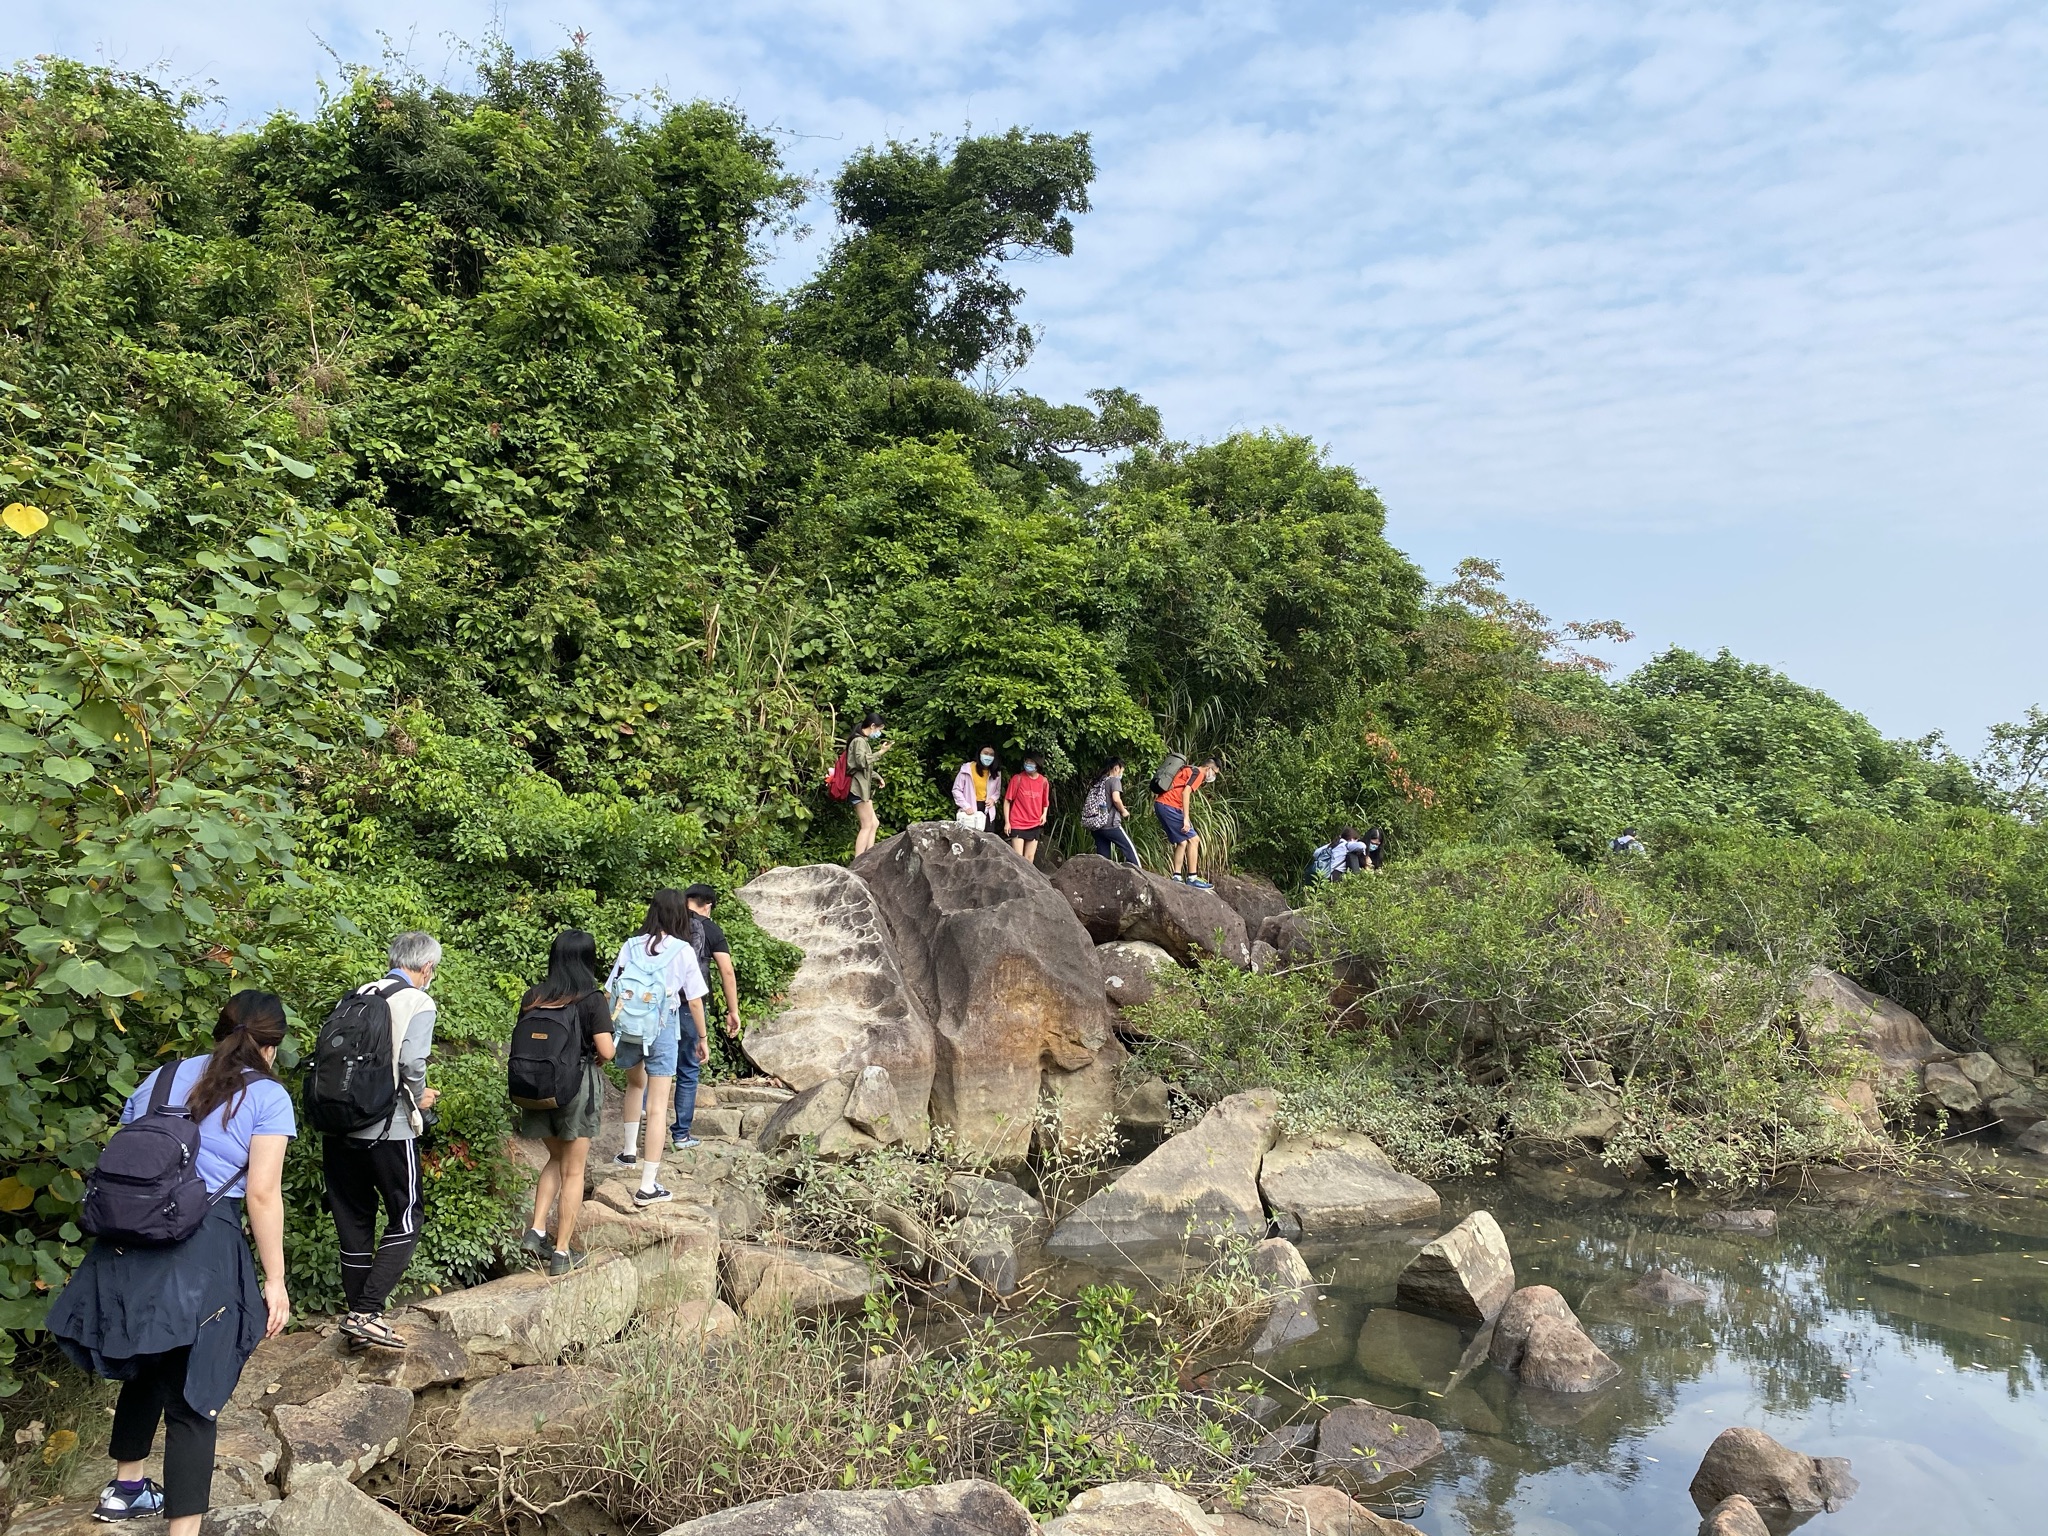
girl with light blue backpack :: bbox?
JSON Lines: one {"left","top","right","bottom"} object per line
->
{"left": 606, "top": 889, "right": 709, "bottom": 1207}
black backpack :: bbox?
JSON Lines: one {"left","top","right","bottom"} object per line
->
{"left": 80, "top": 1063, "right": 242, "bottom": 1246}
{"left": 508, "top": 998, "right": 585, "bottom": 1111}
{"left": 305, "top": 979, "right": 405, "bottom": 1135}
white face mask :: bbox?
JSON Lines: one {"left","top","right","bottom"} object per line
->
{"left": 1024, "top": 764, "right": 1039, "bottom": 776}
{"left": 980, "top": 754, "right": 994, "bottom": 767}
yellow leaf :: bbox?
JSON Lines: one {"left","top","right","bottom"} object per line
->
{"left": 42, "top": 1429, "right": 80, "bottom": 1464}
{"left": 0, "top": 1176, "right": 35, "bottom": 1211}
{"left": 2, "top": 502, "right": 49, "bottom": 537}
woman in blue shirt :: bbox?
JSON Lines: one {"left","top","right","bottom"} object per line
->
{"left": 47, "top": 991, "right": 295, "bottom": 1536}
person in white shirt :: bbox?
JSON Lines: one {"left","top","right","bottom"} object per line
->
{"left": 605, "top": 889, "right": 709, "bottom": 1206}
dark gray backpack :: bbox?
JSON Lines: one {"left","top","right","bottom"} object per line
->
{"left": 80, "top": 1064, "right": 242, "bottom": 1246}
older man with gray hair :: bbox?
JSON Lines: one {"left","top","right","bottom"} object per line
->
{"left": 320, "top": 930, "right": 443, "bottom": 1350}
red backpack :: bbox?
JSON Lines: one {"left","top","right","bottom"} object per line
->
{"left": 825, "top": 749, "right": 852, "bottom": 801}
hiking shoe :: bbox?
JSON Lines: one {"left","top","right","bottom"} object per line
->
{"left": 1168, "top": 872, "right": 1186, "bottom": 883}
{"left": 670, "top": 1134, "right": 701, "bottom": 1151}
{"left": 632, "top": 1183, "right": 674, "bottom": 1207}
{"left": 94, "top": 1480, "right": 165, "bottom": 1522}
{"left": 1186, "top": 875, "right": 1214, "bottom": 890}
{"left": 612, "top": 1150, "right": 640, "bottom": 1168}
{"left": 338, "top": 1311, "right": 408, "bottom": 1350}
{"left": 548, "top": 1249, "right": 590, "bottom": 1276}
{"left": 519, "top": 1227, "right": 551, "bottom": 1259}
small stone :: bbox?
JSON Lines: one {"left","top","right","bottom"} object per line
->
{"left": 1312, "top": 1400, "right": 1445, "bottom": 1491}
{"left": 1629, "top": 1266, "right": 1710, "bottom": 1306}
{"left": 842, "top": 1064, "right": 907, "bottom": 1143}
{"left": 1689, "top": 1426, "right": 1858, "bottom": 1519}
{"left": 1698, "top": 1209, "right": 1778, "bottom": 1236}
{"left": 1700, "top": 1494, "right": 1771, "bottom": 1536}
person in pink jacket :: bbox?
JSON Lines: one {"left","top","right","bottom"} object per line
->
{"left": 951, "top": 747, "right": 1003, "bottom": 832}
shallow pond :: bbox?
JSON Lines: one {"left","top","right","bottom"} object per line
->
{"left": 1083, "top": 1158, "right": 2048, "bottom": 1535}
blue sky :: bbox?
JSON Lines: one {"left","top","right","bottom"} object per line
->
{"left": 9, "top": 1, "right": 2046, "bottom": 750}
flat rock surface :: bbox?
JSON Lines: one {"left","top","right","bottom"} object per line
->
{"left": 415, "top": 1252, "right": 637, "bottom": 1366}
{"left": 1312, "top": 1400, "right": 1445, "bottom": 1491}
{"left": 268, "top": 1476, "right": 422, "bottom": 1536}
{"left": 661, "top": 1478, "right": 1036, "bottom": 1535}
{"left": 720, "top": 1241, "right": 878, "bottom": 1318}
{"left": 441, "top": 1364, "right": 617, "bottom": 1448}
{"left": 1047, "top": 1090, "right": 1278, "bottom": 1258}
{"left": 1258, "top": 1132, "right": 1440, "bottom": 1235}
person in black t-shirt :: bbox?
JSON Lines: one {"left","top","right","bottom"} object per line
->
{"left": 515, "top": 930, "right": 615, "bottom": 1273}
{"left": 675, "top": 885, "right": 747, "bottom": 1141}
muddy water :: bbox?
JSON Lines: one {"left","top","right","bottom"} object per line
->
{"left": 1235, "top": 1164, "right": 2048, "bottom": 1535}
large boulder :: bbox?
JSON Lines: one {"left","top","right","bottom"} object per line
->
{"left": 272, "top": 1382, "right": 413, "bottom": 1493}
{"left": 1798, "top": 968, "right": 1951, "bottom": 1086}
{"left": 720, "top": 1241, "right": 878, "bottom": 1318}
{"left": 1517, "top": 1314, "right": 1620, "bottom": 1393}
{"left": 1487, "top": 1285, "right": 1579, "bottom": 1371}
{"left": 268, "top": 1475, "right": 424, "bottom": 1536}
{"left": 1208, "top": 873, "right": 1291, "bottom": 938}
{"left": 661, "top": 1479, "right": 1036, "bottom": 1535}
{"left": 1041, "top": 1481, "right": 1212, "bottom": 1536}
{"left": 1095, "top": 940, "right": 1175, "bottom": 1010}
{"left": 1046, "top": 1090, "right": 1278, "bottom": 1259}
{"left": 736, "top": 863, "right": 935, "bottom": 1150}
{"left": 1049, "top": 856, "right": 1251, "bottom": 968}
{"left": 1258, "top": 1132, "right": 1440, "bottom": 1236}
{"left": 754, "top": 1075, "right": 881, "bottom": 1159}
{"left": 415, "top": 1252, "right": 637, "bottom": 1369}
{"left": 854, "top": 825, "right": 1125, "bottom": 1163}
{"left": 441, "top": 1365, "right": 617, "bottom": 1450}
{"left": 1052, "top": 855, "right": 1164, "bottom": 943}
{"left": 1921, "top": 1059, "right": 1987, "bottom": 1122}
{"left": 842, "top": 1064, "right": 908, "bottom": 1143}
{"left": 1312, "top": 1401, "right": 1445, "bottom": 1491}
{"left": 1688, "top": 1427, "right": 1858, "bottom": 1520}
{"left": 1395, "top": 1210, "right": 1515, "bottom": 1322}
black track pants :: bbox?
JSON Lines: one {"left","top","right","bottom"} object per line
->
{"left": 321, "top": 1135, "right": 422, "bottom": 1314}
{"left": 108, "top": 1347, "right": 217, "bottom": 1518}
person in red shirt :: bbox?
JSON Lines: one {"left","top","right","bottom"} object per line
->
{"left": 1005, "top": 752, "right": 1052, "bottom": 864}
{"left": 1153, "top": 756, "right": 1219, "bottom": 888}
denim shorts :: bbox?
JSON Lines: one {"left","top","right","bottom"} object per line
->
{"left": 615, "top": 1020, "right": 680, "bottom": 1077}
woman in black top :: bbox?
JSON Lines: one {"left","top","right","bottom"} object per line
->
{"left": 515, "top": 930, "right": 616, "bottom": 1274}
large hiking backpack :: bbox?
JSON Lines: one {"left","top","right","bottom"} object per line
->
{"left": 305, "top": 979, "right": 406, "bottom": 1135}
{"left": 1151, "top": 752, "right": 1188, "bottom": 795}
{"left": 80, "top": 1063, "right": 240, "bottom": 1246}
{"left": 825, "top": 750, "right": 852, "bottom": 801}
{"left": 608, "top": 939, "right": 671, "bottom": 1045}
{"left": 508, "top": 999, "right": 585, "bottom": 1111}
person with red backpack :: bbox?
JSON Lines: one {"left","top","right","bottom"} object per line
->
{"left": 846, "top": 711, "right": 890, "bottom": 857}
{"left": 513, "top": 930, "right": 616, "bottom": 1274}
{"left": 46, "top": 992, "right": 294, "bottom": 1536}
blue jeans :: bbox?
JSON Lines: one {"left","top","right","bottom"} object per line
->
{"left": 668, "top": 1035, "right": 701, "bottom": 1140}
{"left": 1092, "top": 825, "right": 1141, "bottom": 865}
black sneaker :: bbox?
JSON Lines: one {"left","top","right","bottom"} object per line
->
{"left": 632, "top": 1183, "right": 674, "bottom": 1207}
{"left": 548, "top": 1249, "right": 590, "bottom": 1276}
{"left": 519, "top": 1227, "right": 551, "bottom": 1259}
{"left": 612, "top": 1150, "right": 640, "bottom": 1168}
{"left": 94, "top": 1479, "right": 165, "bottom": 1522}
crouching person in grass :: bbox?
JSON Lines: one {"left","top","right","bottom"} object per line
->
{"left": 512, "top": 929, "right": 616, "bottom": 1275}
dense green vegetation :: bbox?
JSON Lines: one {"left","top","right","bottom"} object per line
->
{"left": 3, "top": 45, "right": 2044, "bottom": 1393}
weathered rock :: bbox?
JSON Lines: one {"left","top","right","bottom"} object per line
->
{"left": 1699, "top": 1209, "right": 1778, "bottom": 1236}
{"left": 694, "top": 1107, "right": 746, "bottom": 1139}
{"left": 1050, "top": 855, "right": 1164, "bottom": 943}
{"left": 662, "top": 1478, "right": 1036, "bottom": 1535}
{"left": 1922, "top": 1059, "right": 1988, "bottom": 1121}
{"left": 1041, "top": 1480, "right": 1212, "bottom": 1536}
{"left": 1244, "top": 1421, "right": 1318, "bottom": 1474}
{"left": 754, "top": 1075, "right": 880, "bottom": 1160}
{"left": 1517, "top": 1313, "right": 1620, "bottom": 1393}
{"left": 715, "top": 1083, "right": 798, "bottom": 1105}
{"left": 268, "top": 1475, "right": 422, "bottom": 1536}
{"left": 272, "top": 1382, "right": 413, "bottom": 1493}
{"left": 207, "top": 1504, "right": 284, "bottom": 1536}
{"left": 349, "top": 1317, "right": 471, "bottom": 1392}
{"left": 855, "top": 826, "right": 1125, "bottom": 1163}
{"left": 736, "top": 863, "right": 935, "bottom": 1150}
{"left": 1209, "top": 873, "right": 1291, "bottom": 939}
{"left": 1245, "top": 1237, "right": 1321, "bottom": 1356}
{"left": 842, "top": 1064, "right": 908, "bottom": 1143}
{"left": 2014, "top": 1118, "right": 2048, "bottom": 1156}
{"left": 1354, "top": 1307, "right": 1462, "bottom": 1389}
{"left": 1115, "top": 1075, "right": 1174, "bottom": 1128}
{"left": 1049, "top": 856, "right": 1251, "bottom": 968}
{"left": 1955, "top": 1050, "right": 2019, "bottom": 1102}
{"left": 1095, "top": 939, "right": 1175, "bottom": 1009}
{"left": 577, "top": 1198, "right": 719, "bottom": 1306}
{"left": 1798, "top": 968, "right": 1953, "bottom": 1086}
{"left": 1395, "top": 1210, "right": 1515, "bottom": 1322}
{"left": 1312, "top": 1401, "right": 1445, "bottom": 1491}
{"left": 1699, "top": 1494, "right": 1771, "bottom": 1536}
{"left": 942, "top": 1174, "right": 1048, "bottom": 1243}
{"left": 442, "top": 1365, "right": 617, "bottom": 1449}
{"left": 414, "top": 1253, "right": 637, "bottom": 1368}
{"left": 212, "top": 1407, "right": 284, "bottom": 1505}
{"left": 1989, "top": 1042, "right": 2037, "bottom": 1081}
{"left": 667, "top": 1298, "right": 741, "bottom": 1343}
{"left": 1256, "top": 911, "right": 1309, "bottom": 961}
{"left": 230, "top": 1331, "right": 355, "bottom": 1410}
{"left": 1046, "top": 1090, "right": 1278, "bottom": 1258}
{"left": 1239, "top": 1485, "right": 1425, "bottom": 1536}
{"left": 1990, "top": 1092, "right": 2047, "bottom": 1137}
{"left": 1258, "top": 1132, "right": 1440, "bottom": 1235}
{"left": 1688, "top": 1427, "right": 1859, "bottom": 1519}
{"left": 720, "top": 1241, "right": 878, "bottom": 1318}
{"left": 1628, "top": 1267, "right": 1710, "bottom": 1306}
{"left": 1487, "top": 1285, "right": 1578, "bottom": 1371}
{"left": 1249, "top": 940, "right": 1279, "bottom": 973}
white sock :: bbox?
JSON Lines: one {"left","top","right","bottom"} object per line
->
{"left": 639, "top": 1158, "right": 661, "bottom": 1193}
{"left": 621, "top": 1119, "right": 640, "bottom": 1156}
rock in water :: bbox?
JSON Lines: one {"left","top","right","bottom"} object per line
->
{"left": 1629, "top": 1266, "right": 1710, "bottom": 1306}
{"left": 1395, "top": 1210, "right": 1515, "bottom": 1322}
{"left": 1688, "top": 1427, "right": 1858, "bottom": 1519}
{"left": 663, "top": 1479, "right": 1037, "bottom": 1535}
{"left": 855, "top": 826, "right": 1124, "bottom": 1163}
{"left": 1355, "top": 1307, "right": 1463, "bottom": 1390}
{"left": 1487, "top": 1285, "right": 1579, "bottom": 1372}
{"left": 1240, "top": 1486, "right": 1426, "bottom": 1536}
{"left": 1312, "top": 1400, "right": 1445, "bottom": 1491}
{"left": 1046, "top": 1090, "right": 1278, "bottom": 1258}
{"left": 1258, "top": 1131, "right": 1441, "bottom": 1235}
{"left": 1698, "top": 1209, "right": 1778, "bottom": 1236}
{"left": 1516, "top": 1314, "right": 1620, "bottom": 1393}
{"left": 1699, "top": 1495, "right": 1771, "bottom": 1536}
{"left": 736, "top": 863, "right": 936, "bottom": 1150}
{"left": 1249, "top": 1237, "right": 1322, "bottom": 1356}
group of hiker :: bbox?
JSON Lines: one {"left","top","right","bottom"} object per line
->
{"left": 46, "top": 890, "right": 744, "bottom": 1534}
